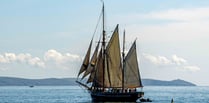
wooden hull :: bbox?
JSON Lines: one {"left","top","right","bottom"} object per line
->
{"left": 90, "top": 91, "right": 144, "bottom": 102}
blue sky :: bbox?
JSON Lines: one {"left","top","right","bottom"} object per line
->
{"left": 0, "top": 0, "right": 209, "bottom": 86}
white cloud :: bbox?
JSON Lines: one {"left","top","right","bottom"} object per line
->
{"left": 44, "top": 49, "right": 81, "bottom": 63}
{"left": 5, "top": 53, "right": 16, "bottom": 63}
{"left": 0, "top": 53, "right": 45, "bottom": 68}
{"left": 28, "top": 57, "right": 45, "bottom": 68}
{"left": 44, "top": 49, "right": 63, "bottom": 62}
{"left": 0, "top": 50, "right": 81, "bottom": 70}
{"left": 181, "top": 66, "right": 200, "bottom": 72}
{"left": 0, "top": 55, "right": 9, "bottom": 63}
{"left": 16, "top": 53, "right": 32, "bottom": 63}
{"left": 44, "top": 49, "right": 81, "bottom": 70}
{"left": 143, "top": 53, "right": 171, "bottom": 65}
{"left": 172, "top": 55, "right": 187, "bottom": 65}
{"left": 143, "top": 53, "right": 200, "bottom": 72}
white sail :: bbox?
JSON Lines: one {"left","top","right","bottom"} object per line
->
{"left": 106, "top": 24, "right": 122, "bottom": 87}
{"left": 77, "top": 39, "right": 93, "bottom": 77}
{"left": 124, "top": 41, "right": 143, "bottom": 88}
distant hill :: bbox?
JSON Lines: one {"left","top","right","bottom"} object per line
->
{"left": 0, "top": 77, "right": 196, "bottom": 86}
{"left": 142, "top": 79, "right": 196, "bottom": 86}
{"left": 0, "top": 77, "right": 77, "bottom": 86}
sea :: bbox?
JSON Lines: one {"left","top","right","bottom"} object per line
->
{"left": 0, "top": 86, "right": 208, "bottom": 103}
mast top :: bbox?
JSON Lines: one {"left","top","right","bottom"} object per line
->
{"left": 100, "top": 0, "right": 104, "bottom": 4}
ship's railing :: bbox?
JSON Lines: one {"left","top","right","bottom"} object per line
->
{"left": 91, "top": 87, "right": 141, "bottom": 93}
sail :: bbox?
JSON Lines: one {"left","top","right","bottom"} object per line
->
{"left": 86, "top": 43, "right": 100, "bottom": 83}
{"left": 124, "top": 41, "right": 143, "bottom": 88}
{"left": 87, "top": 48, "right": 110, "bottom": 87}
{"left": 86, "top": 68, "right": 95, "bottom": 83}
{"left": 82, "top": 41, "right": 100, "bottom": 79}
{"left": 106, "top": 24, "right": 122, "bottom": 87}
{"left": 77, "top": 39, "right": 93, "bottom": 77}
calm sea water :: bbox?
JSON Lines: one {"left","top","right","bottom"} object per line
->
{"left": 0, "top": 86, "right": 208, "bottom": 103}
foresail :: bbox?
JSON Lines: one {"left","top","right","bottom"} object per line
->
{"left": 124, "top": 41, "right": 143, "bottom": 88}
{"left": 92, "top": 49, "right": 102, "bottom": 86}
{"left": 106, "top": 24, "right": 122, "bottom": 87}
{"left": 77, "top": 39, "right": 93, "bottom": 77}
{"left": 86, "top": 43, "right": 100, "bottom": 83}
{"left": 82, "top": 41, "right": 100, "bottom": 79}
{"left": 86, "top": 68, "right": 95, "bottom": 83}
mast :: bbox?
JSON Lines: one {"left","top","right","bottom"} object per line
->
{"left": 102, "top": 2, "right": 105, "bottom": 89}
{"left": 122, "top": 30, "right": 125, "bottom": 92}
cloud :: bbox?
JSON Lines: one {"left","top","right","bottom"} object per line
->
{"left": 44, "top": 49, "right": 81, "bottom": 70}
{"left": 172, "top": 55, "right": 187, "bottom": 65}
{"left": 5, "top": 53, "right": 16, "bottom": 62}
{"left": 143, "top": 53, "right": 200, "bottom": 72}
{"left": 181, "top": 66, "right": 200, "bottom": 72}
{"left": 28, "top": 57, "right": 45, "bottom": 68}
{"left": 0, "top": 53, "right": 45, "bottom": 68}
{"left": 16, "top": 53, "right": 32, "bottom": 63}
{"left": 44, "top": 49, "right": 63, "bottom": 63}
{"left": 0, "top": 55, "right": 9, "bottom": 63}
{"left": 143, "top": 53, "right": 171, "bottom": 65}
{"left": 0, "top": 49, "right": 82, "bottom": 70}
{"left": 44, "top": 49, "right": 81, "bottom": 63}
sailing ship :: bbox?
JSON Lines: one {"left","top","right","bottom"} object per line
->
{"left": 76, "top": 3, "right": 144, "bottom": 102}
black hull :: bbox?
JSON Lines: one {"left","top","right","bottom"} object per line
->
{"left": 91, "top": 91, "right": 144, "bottom": 102}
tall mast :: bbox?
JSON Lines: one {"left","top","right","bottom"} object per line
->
{"left": 102, "top": 2, "right": 105, "bottom": 89}
{"left": 122, "top": 30, "right": 125, "bottom": 92}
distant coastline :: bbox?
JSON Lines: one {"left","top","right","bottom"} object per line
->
{"left": 0, "top": 77, "right": 196, "bottom": 86}
{"left": 142, "top": 78, "right": 196, "bottom": 86}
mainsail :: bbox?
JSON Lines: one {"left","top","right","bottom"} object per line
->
{"left": 124, "top": 41, "right": 143, "bottom": 88}
{"left": 106, "top": 25, "right": 122, "bottom": 87}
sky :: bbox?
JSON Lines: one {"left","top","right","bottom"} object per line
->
{"left": 0, "top": 0, "right": 209, "bottom": 86}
